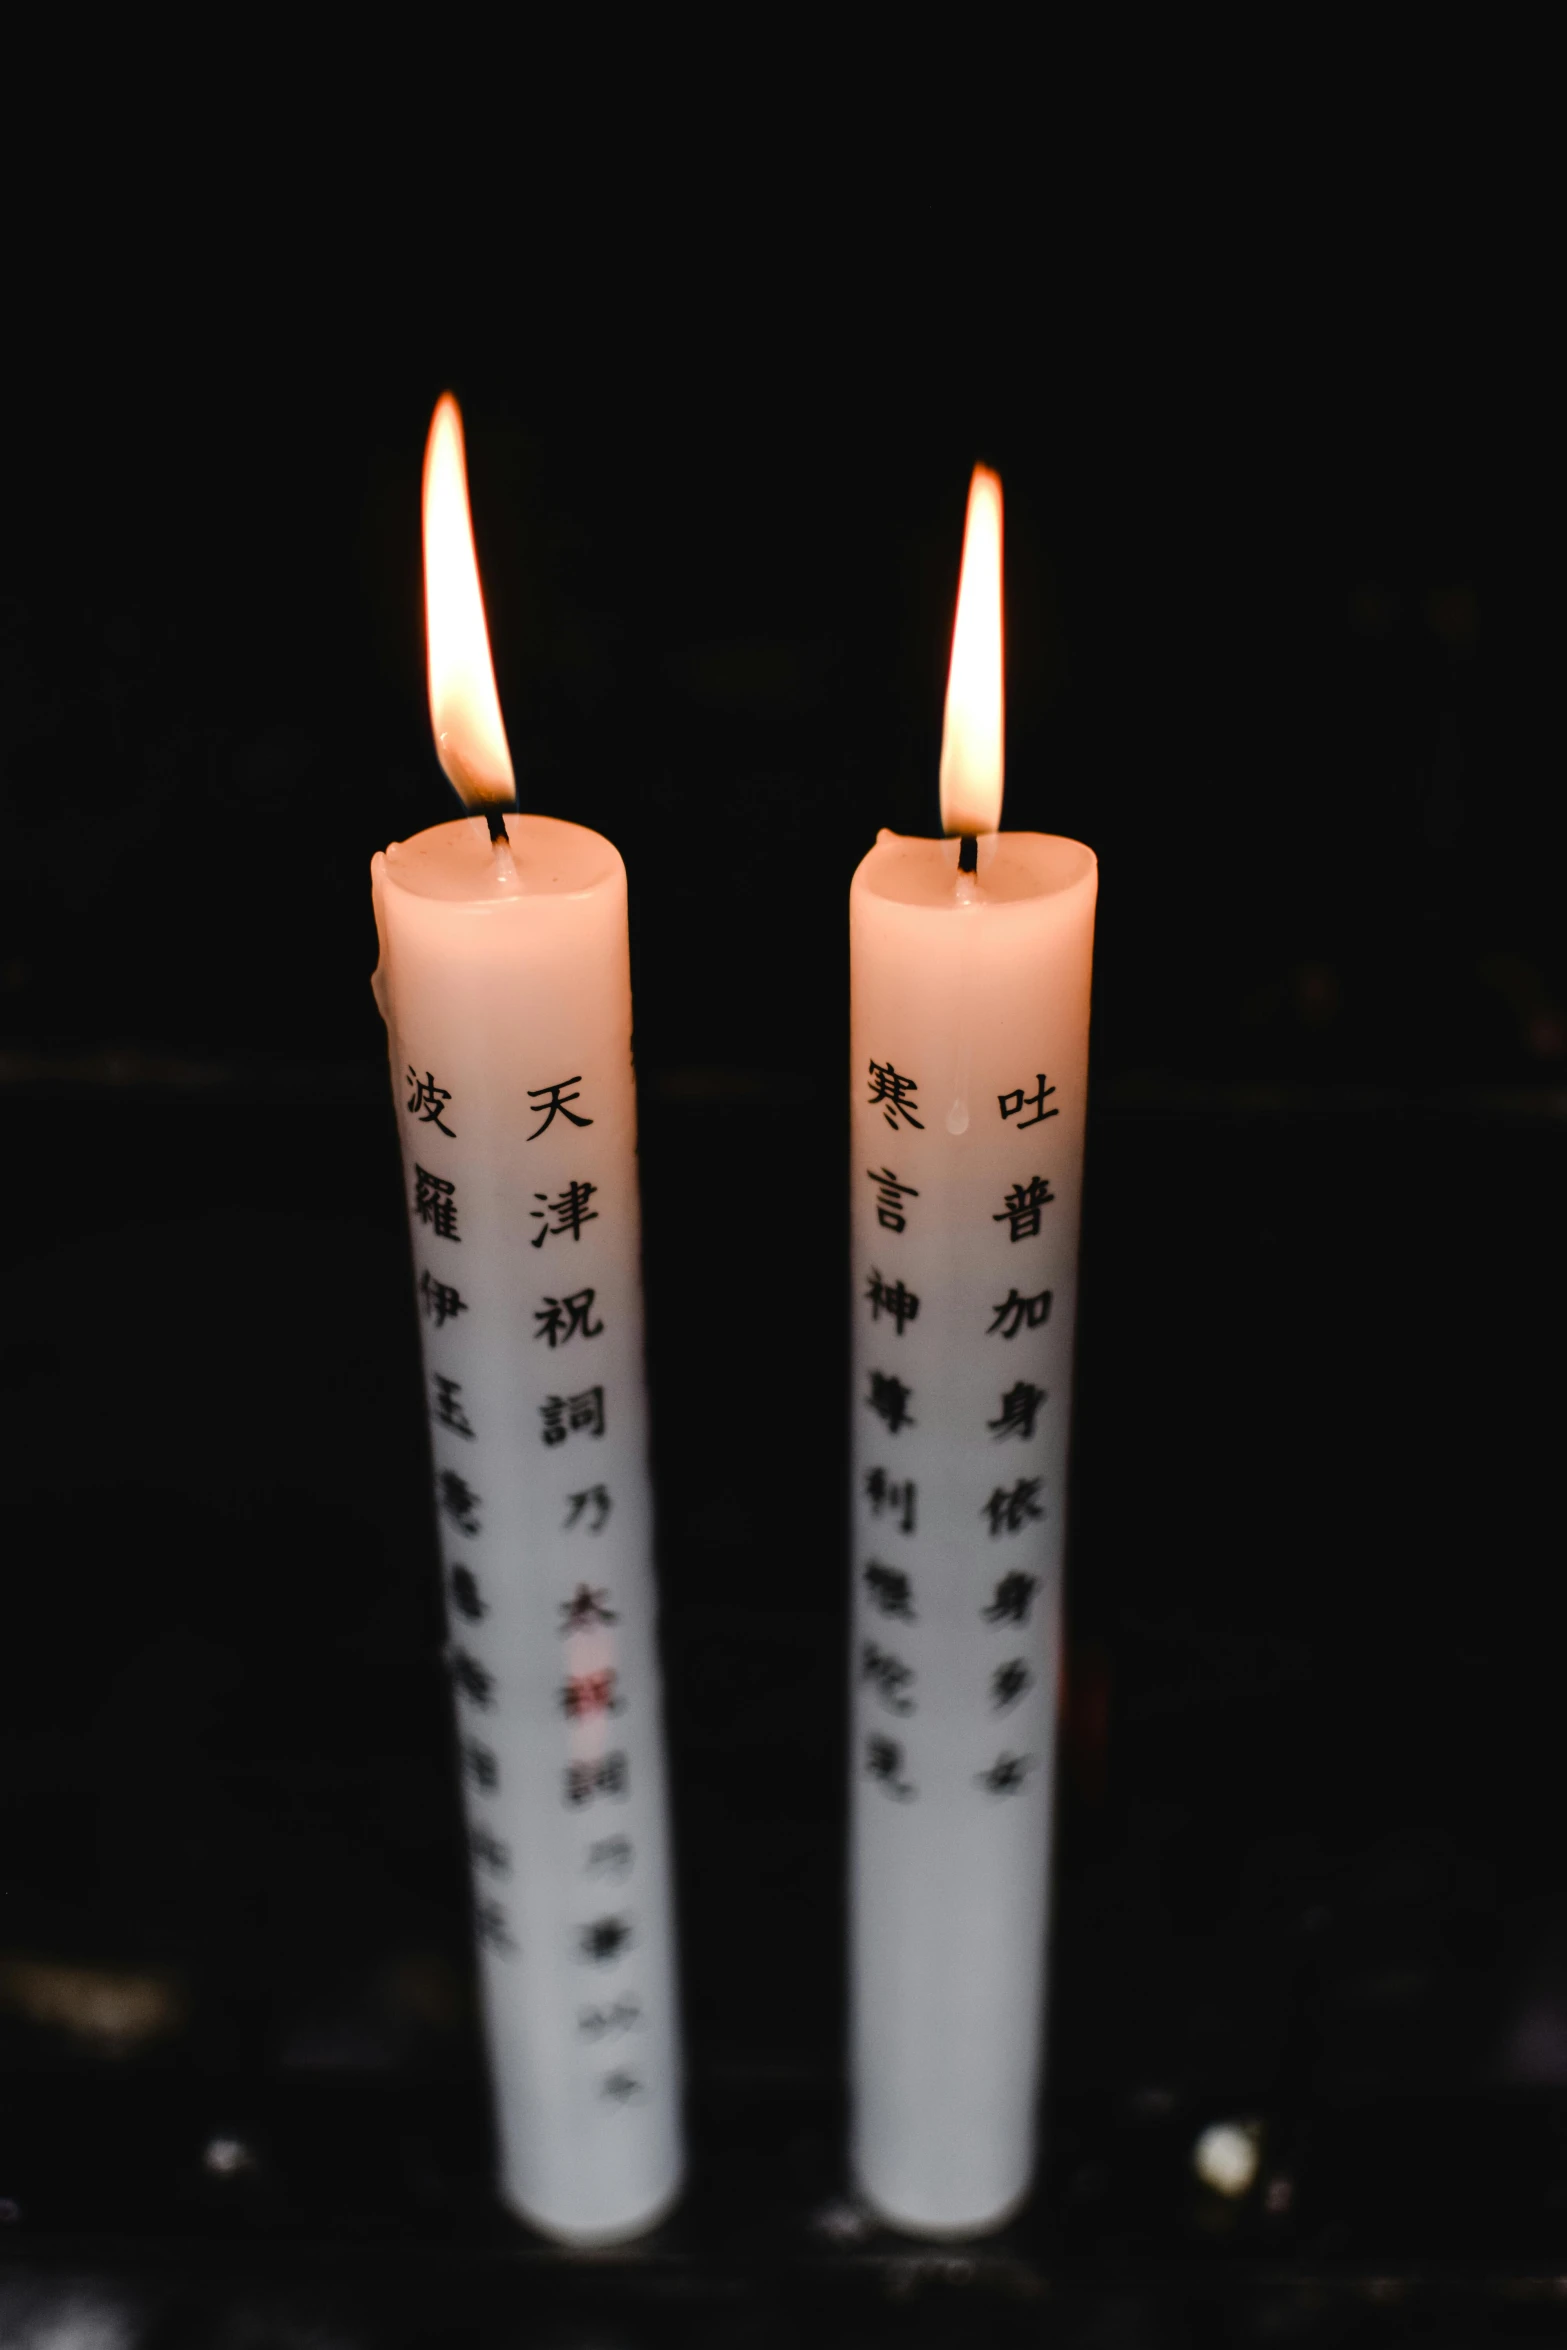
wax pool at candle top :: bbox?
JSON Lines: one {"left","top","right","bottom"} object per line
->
{"left": 382, "top": 810, "right": 619, "bottom": 903}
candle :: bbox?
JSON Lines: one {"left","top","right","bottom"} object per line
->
{"left": 370, "top": 397, "right": 683, "bottom": 2245}
{"left": 848, "top": 467, "right": 1097, "bottom": 2235}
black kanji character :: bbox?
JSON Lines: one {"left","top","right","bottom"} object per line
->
{"left": 866, "top": 1268, "right": 920, "bottom": 1334}
{"left": 450, "top": 1649, "right": 495, "bottom": 1708}
{"left": 865, "top": 1733, "right": 915, "bottom": 1799}
{"left": 587, "top": 1836, "right": 633, "bottom": 1878}
{"left": 414, "top": 1165, "right": 461, "bottom": 1243}
{"left": 438, "top": 1470, "right": 481, "bottom": 1534}
{"left": 462, "top": 1739, "right": 499, "bottom": 1791}
{"left": 527, "top": 1077, "right": 593, "bottom": 1140}
{"left": 559, "top": 1668, "right": 622, "bottom": 1719}
{"left": 867, "top": 1166, "right": 920, "bottom": 1232}
{"left": 475, "top": 1895, "right": 516, "bottom": 1951}
{"left": 450, "top": 1563, "right": 487, "bottom": 1621}
{"left": 579, "top": 1997, "right": 640, "bottom": 2038}
{"left": 540, "top": 1385, "right": 606, "bottom": 1445}
{"left": 867, "top": 1370, "right": 915, "bottom": 1434}
{"left": 993, "top": 1175, "right": 1056, "bottom": 1241}
{"left": 988, "top": 1286, "right": 1052, "bottom": 1339}
{"left": 977, "top": 1751, "right": 1035, "bottom": 1795}
{"left": 600, "top": 2069, "right": 645, "bottom": 2103}
{"left": 865, "top": 1467, "right": 916, "bottom": 1535}
{"left": 432, "top": 1373, "right": 475, "bottom": 1438}
{"left": 469, "top": 1824, "right": 511, "bottom": 1874}
{"left": 579, "top": 1915, "right": 632, "bottom": 1964}
{"left": 991, "top": 1658, "right": 1033, "bottom": 1712}
{"left": 863, "top": 1562, "right": 916, "bottom": 1622}
{"left": 861, "top": 1639, "right": 915, "bottom": 1715}
{"left": 531, "top": 1179, "right": 600, "bottom": 1247}
{"left": 982, "top": 1478, "right": 1045, "bottom": 1537}
{"left": 989, "top": 1380, "right": 1046, "bottom": 1440}
{"left": 982, "top": 1571, "right": 1040, "bottom": 1626}
{"left": 419, "top": 1270, "right": 468, "bottom": 1326}
{"left": 406, "top": 1068, "right": 456, "bottom": 1137}
{"left": 868, "top": 1060, "right": 925, "bottom": 1131}
{"left": 564, "top": 1485, "right": 611, "bottom": 1534}
{"left": 535, "top": 1289, "right": 603, "bottom": 1348}
{"left": 560, "top": 1584, "right": 618, "bottom": 1633}
{"left": 999, "top": 1075, "right": 1059, "bottom": 1129}
{"left": 564, "top": 1752, "right": 629, "bottom": 1807}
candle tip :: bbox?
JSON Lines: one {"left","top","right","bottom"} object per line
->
{"left": 958, "top": 833, "right": 978, "bottom": 875}
{"left": 484, "top": 805, "right": 510, "bottom": 844}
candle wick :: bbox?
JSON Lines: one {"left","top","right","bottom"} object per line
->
{"left": 485, "top": 803, "right": 519, "bottom": 887}
{"left": 958, "top": 833, "right": 979, "bottom": 875}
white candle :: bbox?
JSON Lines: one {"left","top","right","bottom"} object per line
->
{"left": 369, "top": 398, "right": 682, "bottom": 2245}
{"left": 848, "top": 469, "right": 1097, "bottom": 2235}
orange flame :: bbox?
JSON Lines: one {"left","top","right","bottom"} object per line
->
{"left": 422, "top": 393, "right": 515, "bottom": 810}
{"left": 939, "top": 465, "right": 1004, "bottom": 836}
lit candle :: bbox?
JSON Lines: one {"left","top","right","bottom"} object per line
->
{"left": 370, "top": 396, "right": 683, "bottom": 2245}
{"left": 848, "top": 467, "right": 1097, "bottom": 2235}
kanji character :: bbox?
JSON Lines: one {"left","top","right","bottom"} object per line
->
{"left": 982, "top": 1571, "right": 1039, "bottom": 1626}
{"left": 988, "top": 1286, "right": 1052, "bottom": 1339}
{"left": 437, "top": 1470, "right": 481, "bottom": 1534}
{"left": 865, "top": 1733, "right": 915, "bottom": 1799}
{"left": 535, "top": 1289, "right": 603, "bottom": 1347}
{"left": 998, "top": 1075, "right": 1059, "bottom": 1129}
{"left": 450, "top": 1649, "right": 495, "bottom": 1708}
{"left": 579, "top": 1915, "right": 632, "bottom": 1964}
{"left": 989, "top": 1381, "right": 1046, "bottom": 1440}
{"left": 475, "top": 1895, "right": 516, "bottom": 1951}
{"left": 868, "top": 1060, "right": 924, "bottom": 1130}
{"left": 863, "top": 1561, "right": 916, "bottom": 1622}
{"left": 865, "top": 1468, "right": 916, "bottom": 1535}
{"left": 564, "top": 1485, "right": 611, "bottom": 1533}
{"left": 867, "top": 1370, "right": 915, "bottom": 1434}
{"left": 419, "top": 1271, "right": 467, "bottom": 1326}
{"left": 406, "top": 1068, "right": 456, "bottom": 1137}
{"left": 450, "top": 1564, "right": 487, "bottom": 1621}
{"left": 977, "top": 1751, "right": 1035, "bottom": 1795}
{"left": 861, "top": 1640, "right": 915, "bottom": 1715}
{"left": 559, "top": 1668, "right": 622, "bottom": 1719}
{"left": 531, "top": 1179, "right": 599, "bottom": 1246}
{"left": 527, "top": 1077, "right": 593, "bottom": 1140}
{"left": 991, "top": 1658, "right": 1033, "bottom": 1711}
{"left": 982, "top": 1478, "right": 1045, "bottom": 1537}
{"left": 867, "top": 1167, "right": 920, "bottom": 1232}
{"left": 414, "top": 1165, "right": 460, "bottom": 1243}
{"left": 559, "top": 1584, "right": 618, "bottom": 1634}
{"left": 540, "top": 1386, "right": 606, "bottom": 1445}
{"left": 432, "top": 1373, "right": 474, "bottom": 1438}
{"left": 866, "top": 1268, "right": 920, "bottom": 1334}
{"left": 993, "top": 1174, "right": 1056, "bottom": 1241}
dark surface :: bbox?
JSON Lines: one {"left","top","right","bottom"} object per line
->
{"left": 3, "top": 121, "right": 1564, "bottom": 2341}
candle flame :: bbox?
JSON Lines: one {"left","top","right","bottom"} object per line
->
{"left": 939, "top": 465, "right": 1004, "bottom": 836}
{"left": 422, "top": 393, "right": 515, "bottom": 810}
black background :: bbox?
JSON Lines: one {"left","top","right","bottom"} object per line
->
{"left": 2, "top": 112, "right": 1564, "bottom": 2342}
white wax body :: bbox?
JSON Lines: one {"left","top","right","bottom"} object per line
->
{"left": 848, "top": 828, "right": 1097, "bottom": 2237}
{"left": 371, "top": 812, "right": 683, "bottom": 2246}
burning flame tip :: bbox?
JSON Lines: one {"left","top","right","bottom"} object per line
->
{"left": 422, "top": 393, "right": 515, "bottom": 811}
{"left": 938, "top": 463, "right": 1005, "bottom": 838}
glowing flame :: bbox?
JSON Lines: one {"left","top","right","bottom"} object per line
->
{"left": 422, "top": 393, "right": 515, "bottom": 809}
{"left": 939, "top": 465, "right": 1004, "bottom": 836}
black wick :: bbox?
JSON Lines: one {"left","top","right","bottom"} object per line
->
{"left": 485, "top": 804, "right": 513, "bottom": 844}
{"left": 958, "top": 834, "right": 978, "bottom": 874}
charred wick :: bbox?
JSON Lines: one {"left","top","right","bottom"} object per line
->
{"left": 485, "top": 805, "right": 513, "bottom": 844}
{"left": 958, "top": 834, "right": 979, "bottom": 874}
